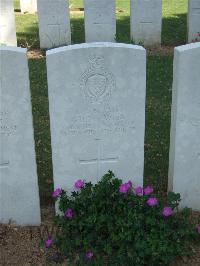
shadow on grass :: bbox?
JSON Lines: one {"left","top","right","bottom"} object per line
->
{"left": 70, "top": 17, "right": 85, "bottom": 44}
{"left": 16, "top": 12, "right": 187, "bottom": 49}
{"left": 16, "top": 17, "right": 85, "bottom": 48}
{"left": 28, "top": 59, "right": 54, "bottom": 206}
{"left": 116, "top": 12, "right": 187, "bottom": 45}
{"left": 144, "top": 56, "right": 173, "bottom": 192}
{"left": 16, "top": 16, "right": 40, "bottom": 48}
{"left": 162, "top": 13, "right": 187, "bottom": 45}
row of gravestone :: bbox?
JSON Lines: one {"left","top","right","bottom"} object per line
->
{"left": 1, "top": 0, "right": 200, "bottom": 48}
{"left": 0, "top": 42, "right": 200, "bottom": 226}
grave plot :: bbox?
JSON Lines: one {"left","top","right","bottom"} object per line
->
{"left": 47, "top": 43, "right": 146, "bottom": 193}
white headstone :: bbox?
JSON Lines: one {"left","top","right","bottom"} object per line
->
{"left": 188, "top": 0, "right": 200, "bottom": 43}
{"left": 47, "top": 43, "right": 146, "bottom": 194}
{"left": 20, "top": 0, "right": 37, "bottom": 13}
{"left": 0, "top": 47, "right": 41, "bottom": 225}
{"left": 130, "top": 0, "right": 162, "bottom": 46}
{"left": 168, "top": 42, "right": 200, "bottom": 211}
{"left": 84, "top": 0, "right": 116, "bottom": 42}
{"left": 37, "top": 0, "right": 71, "bottom": 49}
{"left": 0, "top": 0, "right": 17, "bottom": 46}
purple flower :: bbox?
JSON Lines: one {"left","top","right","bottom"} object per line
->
{"left": 45, "top": 237, "right": 53, "bottom": 248}
{"left": 86, "top": 251, "right": 94, "bottom": 259}
{"left": 119, "top": 181, "right": 132, "bottom": 193}
{"left": 52, "top": 188, "right": 62, "bottom": 198}
{"left": 119, "top": 183, "right": 127, "bottom": 193}
{"left": 135, "top": 186, "right": 143, "bottom": 195}
{"left": 197, "top": 225, "right": 200, "bottom": 234}
{"left": 65, "top": 208, "right": 74, "bottom": 218}
{"left": 162, "top": 207, "right": 173, "bottom": 217}
{"left": 147, "top": 197, "right": 158, "bottom": 206}
{"left": 143, "top": 186, "right": 154, "bottom": 195}
{"left": 74, "top": 179, "right": 85, "bottom": 189}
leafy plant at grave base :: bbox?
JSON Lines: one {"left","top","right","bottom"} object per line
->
{"left": 46, "top": 171, "right": 200, "bottom": 266}
{"left": 130, "top": 38, "right": 144, "bottom": 47}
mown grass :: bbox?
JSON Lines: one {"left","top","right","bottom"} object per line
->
{"left": 28, "top": 59, "right": 53, "bottom": 202}
{"left": 14, "top": 0, "right": 185, "bottom": 199}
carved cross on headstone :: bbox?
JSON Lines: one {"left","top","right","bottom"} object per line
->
{"left": 192, "top": 8, "right": 200, "bottom": 15}
{"left": 0, "top": 161, "right": 9, "bottom": 169}
{"left": 47, "top": 23, "right": 63, "bottom": 45}
{"left": 140, "top": 21, "right": 153, "bottom": 24}
{"left": 79, "top": 138, "right": 118, "bottom": 181}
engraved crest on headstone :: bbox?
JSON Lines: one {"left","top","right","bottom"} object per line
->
{"left": 80, "top": 55, "right": 116, "bottom": 104}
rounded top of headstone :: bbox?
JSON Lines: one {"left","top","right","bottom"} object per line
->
{"left": 46, "top": 42, "right": 146, "bottom": 56}
{"left": 0, "top": 46, "right": 27, "bottom": 53}
{"left": 175, "top": 42, "right": 200, "bottom": 53}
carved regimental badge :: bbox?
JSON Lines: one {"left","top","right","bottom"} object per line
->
{"left": 80, "top": 55, "right": 116, "bottom": 104}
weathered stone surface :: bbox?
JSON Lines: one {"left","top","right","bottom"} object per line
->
{"left": 84, "top": 0, "right": 116, "bottom": 42}
{"left": 37, "top": 0, "right": 71, "bottom": 49}
{"left": 20, "top": 0, "right": 37, "bottom": 13}
{"left": 168, "top": 42, "right": 200, "bottom": 211}
{"left": 130, "top": 0, "right": 162, "bottom": 46}
{"left": 0, "top": 47, "right": 41, "bottom": 225}
{"left": 188, "top": 0, "right": 200, "bottom": 43}
{"left": 47, "top": 43, "right": 146, "bottom": 194}
{"left": 0, "top": 0, "right": 17, "bottom": 46}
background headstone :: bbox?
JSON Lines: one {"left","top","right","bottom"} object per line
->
{"left": 168, "top": 42, "right": 200, "bottom": 211}
{"left": 84, "top": 0, "right": 116, "bottom": 42}
{"left": 47, "top": 43, "right": 146, "bottom": 194}
{"left": 188, "top": 0, "right": 200, "bottom": 43}
{"left": 0, "top": 47, "right": 41, "bottom": 225}
{"left": 20, "top": 0, "right": 37, "bottom": 13}
{"left": 0, "top": 0, "right": 17, "bottom": 46}
{"left": 37, "top": 0, "right": 71, "bottom": 49}
{"left": 130, "top": 0, "right": 162, "bottom": 46}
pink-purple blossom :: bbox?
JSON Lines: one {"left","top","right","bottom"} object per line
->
{"left": 162, "top": 207, "right": 173, "bottom": 217}
{"left": 45, "top": 237, "right": 53, "bottom": 248}
{"left": 74, "top": 179, "right": 85, "bottom": 189}
{"left": 65, "top": 208, "right": 74, "bottom": 218}
{"left": 86, "top": 251, "right": 94, "bottom": 259}
{"left": 147, "top": 197, "right": 158, "bottom": 206}
{"left": 197, "top": 225, "right": 200, "bottom": 234}
{"left": 119, "top": 181, "right": 132, "bottom": 193}
{"left": 143, "top": 186, "right": 154, "bottom": 195}
{"left": 52, "top": 188, "right": 62, "bottom": 198}
{"left": 135, "top": 186, "right": 143, "bottom": 195}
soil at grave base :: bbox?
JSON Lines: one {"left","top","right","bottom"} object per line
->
{"left": 0, "top": 206, "right": 200, "bottom": 266}
{"left": 27, "top": 49, "right": 45, "bottom": 59}
{"left": 147, "top": 45, "right": 174, "bottom": 56}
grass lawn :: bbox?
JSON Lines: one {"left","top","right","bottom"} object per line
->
{"left": 14, "top": 0, "right": 186, "bottom": 200}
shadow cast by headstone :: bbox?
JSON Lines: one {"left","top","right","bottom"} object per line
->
{"left": 70, "top": 16, "right": 85, "bottom": 44}
{"left": 162, "top": 13, "right": 187, "bottom": 45}
{"left": 116, "top": 15, "right": 130, "bottom": 43}
{"left": 15, "top": 11, "right": 187, "bottom": 49}
{"left": 28, "top": 59, "right": 54, "bottom": 206}
{"left": 115, "top": 12, "right": 187, "bottom": 45}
